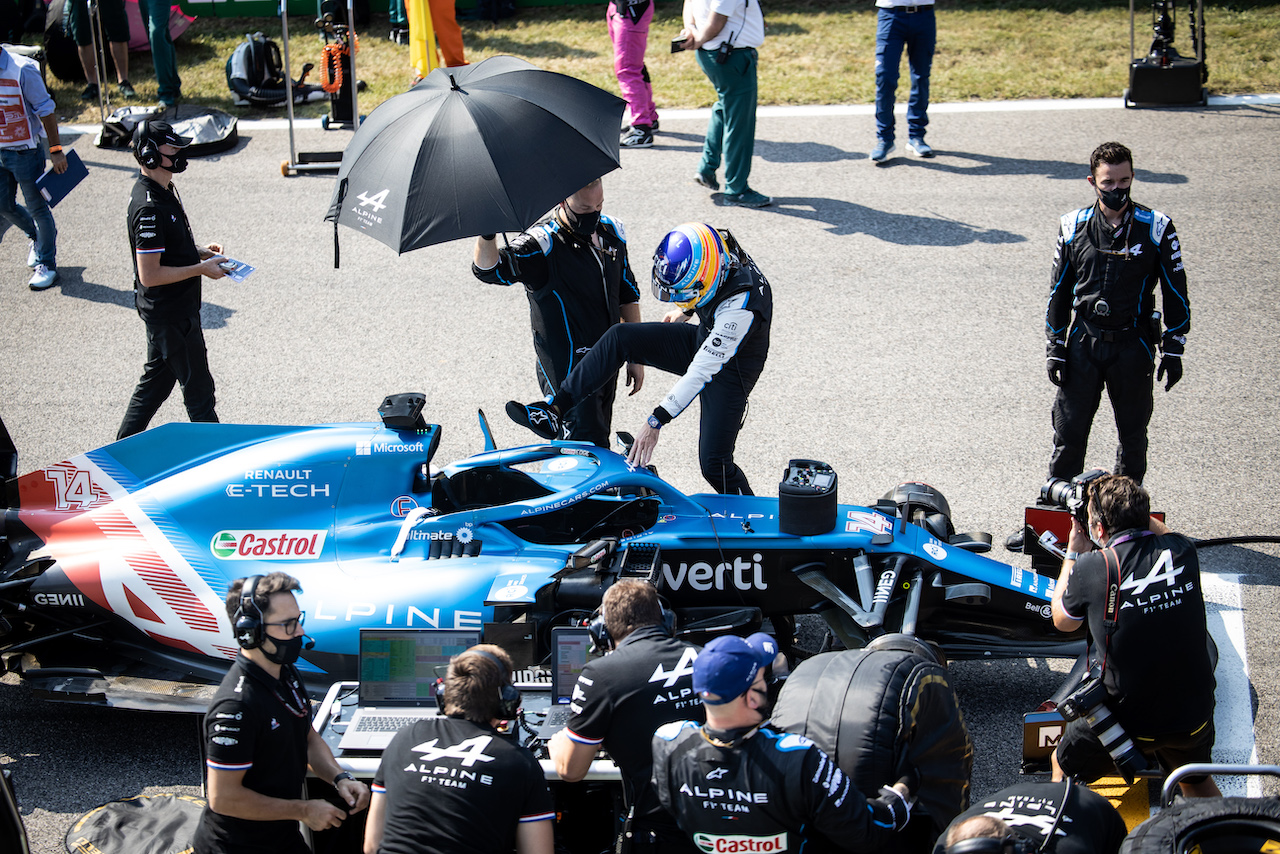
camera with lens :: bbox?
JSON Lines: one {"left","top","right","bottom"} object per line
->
{"left": 1040, "top": 468, "right": 1108, "bottom": 524}
{"left": 1058, "top": 670, "right": 1149, "bottom": 782}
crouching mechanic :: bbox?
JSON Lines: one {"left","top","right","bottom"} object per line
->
{"left": 363, "top": 644, "right": 554, "bottom": 854}
{"left": 195, "top": 573, "right": 369, "bottom": 854}
{"left": 937, "top": 780, "right": 1126, "bottom": 854}
{"left": 652, "top": 634, "right": 914, "bottom": 853}
{"left": 508, "top": 223, "right": 771, "bottom": 495}
{"left": 549, "top": 580, "right": 703, "bottom": 854}
{"left": 1049, "top": 474, "right": 1221, "bottom": 798}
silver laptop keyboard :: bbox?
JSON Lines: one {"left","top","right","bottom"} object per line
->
{"left": 354, "top": 714, "right": 423, "bottom": 733}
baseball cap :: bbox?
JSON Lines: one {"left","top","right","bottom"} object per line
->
{"left": 141, "top": 120, "right": 192, "bottom": 149}
{"left": 694, "top": 634, "right": 776, "bottom": 705}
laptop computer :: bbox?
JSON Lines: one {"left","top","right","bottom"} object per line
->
{"left": 338, "top": 628, "right": 481, "bottom": 752}
{"left": 536, "top": 626, "right": 598, "bottom": 739}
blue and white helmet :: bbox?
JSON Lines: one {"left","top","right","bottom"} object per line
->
{"left": 651, "top": 223, "right": 730, "bottom": 311}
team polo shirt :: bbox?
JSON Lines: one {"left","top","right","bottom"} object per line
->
{"left": 371, "top": 716, "right": 553, "bottom": 854}
{"left": 193, "top": 655, "right": 313, "bottom": 854}
{"left": 128, "top": 173, "right": 203, "bottom": 320}
{"left": 565, "top": 625, "right": 703, "bottom": 830}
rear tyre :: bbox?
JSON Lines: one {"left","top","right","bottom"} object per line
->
{"left": 1121, "top": 797, "right": 1280, "bottom": 853}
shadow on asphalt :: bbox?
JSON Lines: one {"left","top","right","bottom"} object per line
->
{"left": 763, "top": 196, "right": 1027, "bottom": 245}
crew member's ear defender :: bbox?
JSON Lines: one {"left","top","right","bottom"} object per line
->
{"left": 233, "top": 575, "right": 265, "bottom": 649}
{"left": 945, "top": 837, "right": 1034, "bottom": 854}
{"left": 587, "top": 600, "right": 676, "bottom": 652}
{"left": 132, "top": 119, "right": 163, "bottom": 170}
{"left": 435, "top": 649, "right": 522, "bottom": 719}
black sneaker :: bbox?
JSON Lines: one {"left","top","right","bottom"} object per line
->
{"left": 505, "top": 400, "right": 561, "bottom": 440}
{"left": 80, "top": 83, "right": 100, "bottom": 101}
{"left": 620, "top": 124, "right": 654, "bottom": 148}
{"left": 1004, "top": 529, "right": 1025, "bottom": 552}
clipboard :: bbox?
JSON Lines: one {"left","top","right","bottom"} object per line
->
{"left": 36, "top": 149, "right": 88, "bottom": 207}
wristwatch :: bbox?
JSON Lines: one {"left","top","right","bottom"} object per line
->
{"left": 647, "top": 415, "right": 662, "bottom": 429}
{"left": 333, "top": 771, "right": 356, "bottom": 787}
{"left": 1065, "top": 551, "right": 1081, "bottom": 561}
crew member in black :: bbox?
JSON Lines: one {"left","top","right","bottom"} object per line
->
{"left": 1050, "top": 474, "right": 1220, "bottom": 798}
{"left": 937, "top": 780, "right": 1127, "bottom": 854}
{"left": 364, "top": 644, "right": 554, "bottom": 854}
{"left": 194, "top": 573, "right": 369, "bottom": 854}
{"left": 549, "top": 580, "right": 703, "bottom": 854}
{"left": 473, "top": 178, "right": 643, "bottom": 447}
{"left": 1046, "top": 141, "right": 1189, "bottom": 485}
{"left": 118, "top": 119, "right": 231, "bottom": 440}
{"left": 507, "top": 222, "right": 771, "bottom": 495}
{"left": 652, "top": 634, "right": 913, "bottom": 854}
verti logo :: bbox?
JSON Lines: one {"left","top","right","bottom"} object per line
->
{"left": 211, "top": 530, "right": 327, "bottom": 560}
{"left": 357, "top": 189, "right": 389, "bottom": 211}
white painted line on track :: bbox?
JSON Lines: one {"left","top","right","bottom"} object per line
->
{"left": 62, "top": 93, "right": 1280, "bottom": 136}
{"left": 1204, "top": 572, "right": 1257, "bottom": 797}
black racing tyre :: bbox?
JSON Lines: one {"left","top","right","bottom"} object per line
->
{"left": 1120, "top": 796, "right": 1280, "bottom": 853}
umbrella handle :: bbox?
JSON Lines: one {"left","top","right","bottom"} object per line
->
{"left": 333, "top": 178, "right": 348, "bottom": 269}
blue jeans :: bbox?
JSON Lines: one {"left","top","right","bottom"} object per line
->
{"left": 0, "top": 146, "right": 56, "bottom": 268}
{"left": 874, "top": 5, "right": 936, "bottom": 144}
{"left": 137, "top": 0, "right": 181, "bottom": 102}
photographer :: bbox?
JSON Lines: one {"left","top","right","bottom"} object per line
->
{"left": 937, "top": 780, "right": 1126, "bottom": 854}
{"left": 1048, "top": 474, "right": 1220, "bottom": 798}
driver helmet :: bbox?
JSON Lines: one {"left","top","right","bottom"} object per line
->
{"left": 651, "top": 223, "right": 731, "bottom": 311}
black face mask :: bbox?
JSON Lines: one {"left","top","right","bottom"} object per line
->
{"left": 564, "top": 206, "right": 599, "bottom": 237}
{"left": 262, "top": 634, "right": 305, "bottom": 666}
{"left": 165, "top": 153, "right": 189, "bottom": 174}
{"left": 751, "top": 687, "right": 774, "bottom": 722}
{"left": 1097, "top": 184, "right": 1129, "bottom": 212}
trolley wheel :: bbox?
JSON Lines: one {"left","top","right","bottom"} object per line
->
{"left": 1200, "top": 87, "right": 1209, "bottom": 106}
{"left": 1123, "top": 88, "right": 1134, "bottom": 109}
{"left": 321, "top": 114, "right": 330, "bottom": 130}
{"left": 281, "top": 160, "right": 291, "bottom": 177}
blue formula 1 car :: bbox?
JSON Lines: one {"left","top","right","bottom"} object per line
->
{"left": 0, "top": 397, "right": 1083, "bottom": 710}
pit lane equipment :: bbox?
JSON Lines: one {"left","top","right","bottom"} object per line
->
{"left": 1124, "top": 0, "right": 1208, "bottom": 107}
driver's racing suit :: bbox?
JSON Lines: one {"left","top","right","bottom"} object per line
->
{"left": 1045, "top": 201, "right": 1189, "bottom": 484}
{"left": 550, "top": 247, "right": 772, "bottom": 495}
{"left": 651, "top": 721, "right": 909, "bottom": 854}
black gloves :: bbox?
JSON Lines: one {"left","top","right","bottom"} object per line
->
{"left": 1157, "top": 355, "right": 1182, "bottom": 391}
{"left": 1159, "top": 332, "right": 1185, "bottom": 391}
{"left": 1047, "top": 339, "right": 1067, "bottom": 387}
{"left": 873, "top": 785, "right": 913, "bottom": 831}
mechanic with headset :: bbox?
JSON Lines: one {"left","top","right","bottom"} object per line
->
{"left": 936, "top": 780, "right": 1126, "bottom": 854}
{"left": 117, "top": 119, "right": 231, "bottom": 440}
{"left": 473, "top": 178, "right": 644, "bottom": 448}
{"left": 651, "top": 634, "right": 914, "bottom": 854}
{"left": 508, "top": 222, "right": 771, "bottom": 495}
{"left": 363, "top": 644, "right": 555, "bottom": 854}
{"left": 548, "top": 580, "right": 703, "bottom": 854}
{"left": 1008, "top": 142, "right": 1189, "bottom": 552}
{"left": 1049, "top": 474, "right": 1221, "bottom": 798}
{"left": 194, "top": 573, "right": 369, "bottom": 854}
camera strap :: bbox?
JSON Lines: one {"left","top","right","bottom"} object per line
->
{"left": 1099, "top": 547, "right": 1121, "bottom": 675}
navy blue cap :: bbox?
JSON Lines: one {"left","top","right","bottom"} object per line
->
{"left": 693, "top": 634, "right": 776, "bottom": 704}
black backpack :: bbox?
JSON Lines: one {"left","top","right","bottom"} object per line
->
{"left": 226, "top": 32, "right": 288, "bottom": 107}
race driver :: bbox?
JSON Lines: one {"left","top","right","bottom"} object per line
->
{"left": 651, "top": 634, "right": 914, "bottom": 853}
{"left": 507, "top": 223, "right": 771, "bottom": 495}
{"left": 548, "top": 580, "right": 702, "bottom": 854}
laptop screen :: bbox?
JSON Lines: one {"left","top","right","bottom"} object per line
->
{"left": 550, "top": 627, "right": 598, "bottom": 705}
{"left": 358, "top": 628, "right": 482, "bottom": 706}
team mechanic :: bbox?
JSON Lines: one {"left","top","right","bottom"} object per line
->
{"left": 937, "top": 780, "right": 1127, "bottom": 854}
{"left": 549, "top": 580, "right": 703, "bottom": 854}
{"left": 473, "top": 178, "right": 643, "bottom": 447}
{"left": 363, "top": 644, "right": 554, "bottom": 854}
{"left": 1049, "top": 474, "right": 1221, "bottom": 798}
{"left": 508, "top": 223, "right": 771, "bottom": 495}
{"left": 194, "top": 573, "right": 369, "bottom": 854}
{"left": 652, "top": 635, "right": 914, "bottom": 853}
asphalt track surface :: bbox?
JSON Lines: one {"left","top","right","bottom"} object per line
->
{"left": 2, "top": 94, "right": 1279, "bottom": 851}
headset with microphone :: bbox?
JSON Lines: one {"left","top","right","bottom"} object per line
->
{"left": 435, "top": 648, "right": 522, "bottom": 719}
{"left": 232, "top": 575, "right": 314, "bottom": 652}
{"left": 131, "top": 120, "right": 164, "bottom": 170}
{"left": 587, "top": 599, "right": 676, "bottom": 652}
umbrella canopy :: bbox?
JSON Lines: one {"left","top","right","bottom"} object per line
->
{"left": 325, "top": 55, "right": 625, "bottom": 254}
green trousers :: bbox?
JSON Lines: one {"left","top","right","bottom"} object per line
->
{"left": 696, "top": 46, "right": 759, "bottom": 196}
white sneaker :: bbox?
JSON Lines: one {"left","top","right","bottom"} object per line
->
{"left": 26, "top": 240, "right": 37, "bottom": 269}
{"left": 29, "top": 264, "right": 60, "bottom": 291}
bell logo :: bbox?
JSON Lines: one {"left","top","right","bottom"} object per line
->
{"left": 357, "top": 189, "right": 389, "bottom": 211}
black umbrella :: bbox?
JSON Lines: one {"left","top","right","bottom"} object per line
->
{"left": 325, "top": 55, "right": 625, "bottom": 256}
